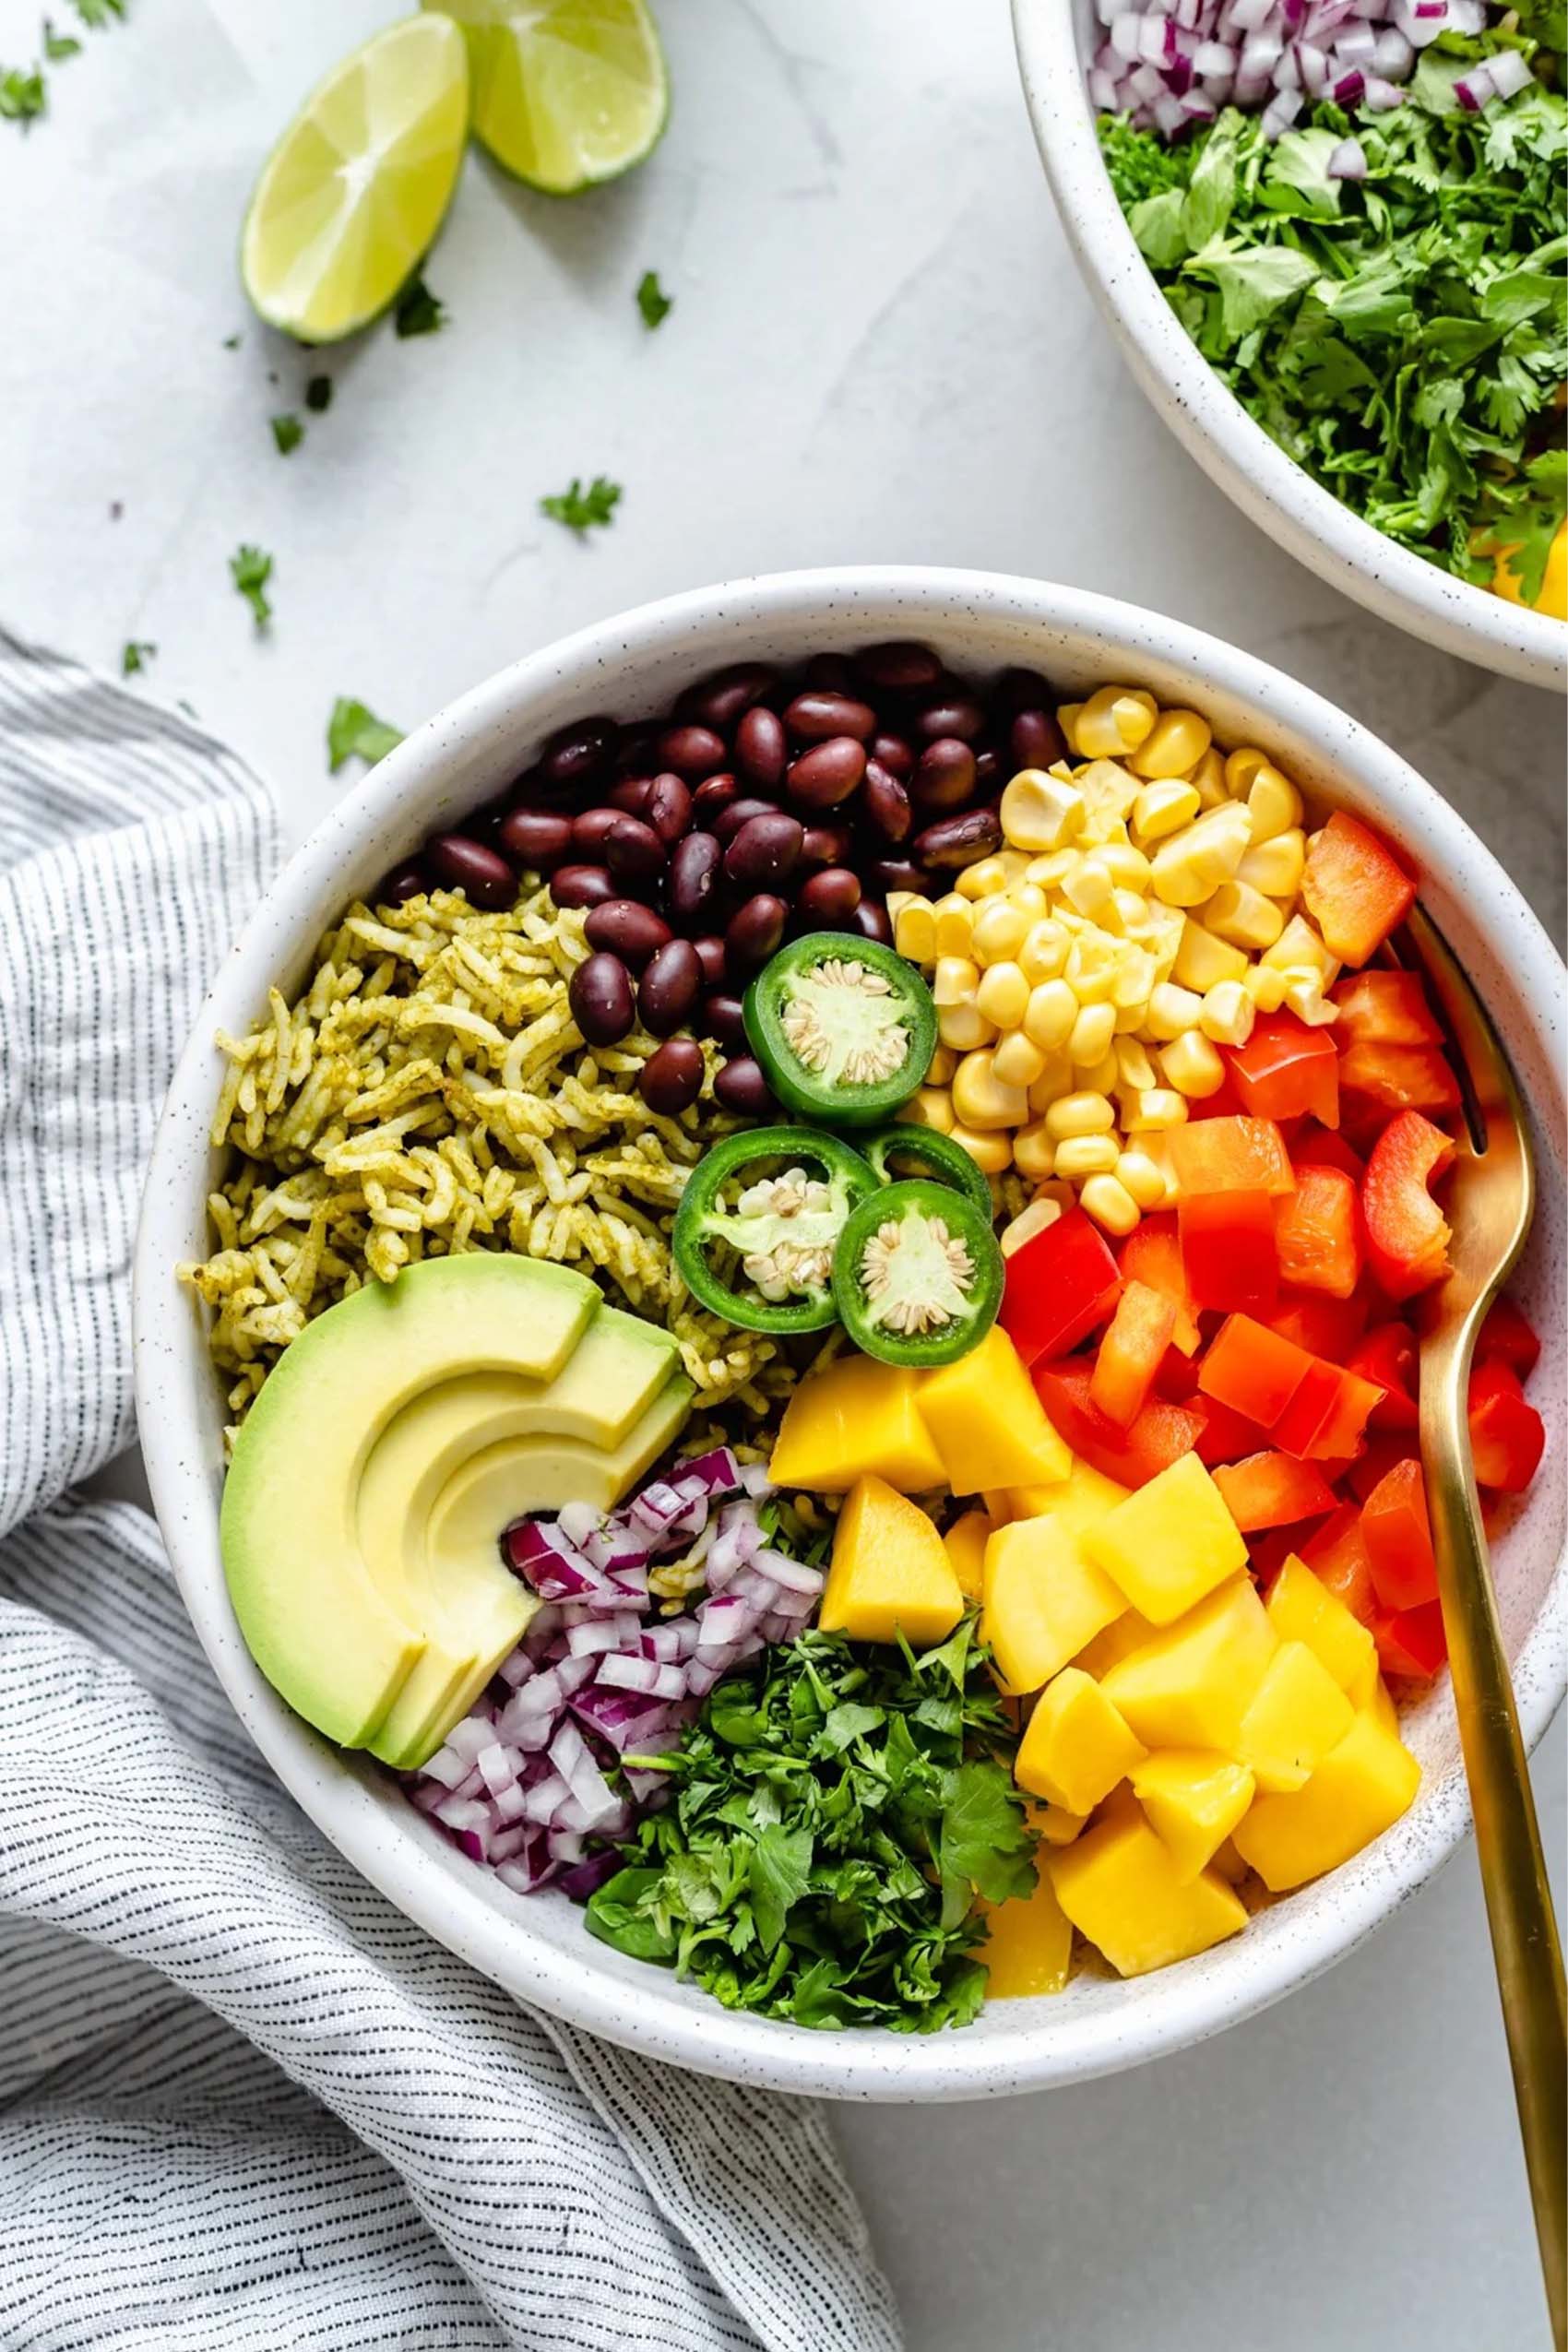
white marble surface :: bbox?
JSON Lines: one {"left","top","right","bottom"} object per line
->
{"left": 6, "top": 1, "right": 1563, "bottom": 2345}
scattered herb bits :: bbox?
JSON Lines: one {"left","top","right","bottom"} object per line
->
{"left": 0, "top": 66, "right": 45, "bottom": 122}
{"left": 636, "top": 267, "right": 671, "bottom": 327}
{"left": 327, "top": 697, "right": 403, "bottom": 773}
{"left": 394, "top": 273, "right": 444, "bottom": 339}
{"left": 121, "top": 640, "right": 156, "bottom": 677}
{"left": 270, "top": 413, "right": 303, "bottom": 455}
{"left": 540, "top": 474, "right": 621, "bottom": 533}
{"left": 43, "top": 23, "right": 81, "bottom": 61}
{"left": 230, "top": 544, "right": 273, "bottom": 628}
{"left": 304, "top": 374, "right": 332, "bottom": 412}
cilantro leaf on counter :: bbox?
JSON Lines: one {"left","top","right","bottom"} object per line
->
{"left": 44, "top": 22, "right": 81, "bottom": 59}
{"left": 585, "top": 1616, "right": 1037, "bottom": 2032}
{"left": 230, "top": 544, "right": 273, "bottom": 628}
{"left": 71, "top": 0, "right": 124, "bottom": 25}
{"left": 270, "top": 412, "right": 303, "bottom": 456}
{"left": 304, "top": 374, "right": 332, "bottom": 412}
{"left": 636, "top": 268, "right": 672, "bottom": 328}
{"left": 121, "top": 640, "right": 155, "bottom": 675}
{"left": 540, "top": 474, "right": 621, "bottom": 533}
{"left": 0, "top": 65, "right": 45, "bottom": 121}
{"left": 327, "top": 697, "right": 403, "bottom": 772}
{"left": 394, "top": 274, "right": 444, "bottom": 338}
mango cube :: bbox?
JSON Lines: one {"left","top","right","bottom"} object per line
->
{"left": 1237, "top": 1640, "right": 1356, "bottom": 1794}
{"left": 1265, "top": 1555, "right": 1376, "bottom": 1695}
{"left": 919, "top": 1325, "right": 1072, "bottom": 1493}
{"left": 1016, "top": 1668, "right": 1146, "bottom": 1813}
{"left": 943, "top": 1510, "right": 996, "bottom": 1603}
{"left": 1210, "top": 1835, "right": 1248, "bottom": 1884}
{"left": 819, "top": 1476, "right": 963, "bottom": 1647}
{"left": 1365, "top": 1669, "right": 1399, "bottom": 1734}
{"left": 1233, "top": 1707, "right": 1420, "bottom": 1890}
{"left": 1100, "top": 1576, "right": 1277, "bottom": 1752}
{"left": 1086, "top": 1451, "right": 1248, "bottom": 1623}
{"left": 1028, "top": 1799, "right": 1089, "bottom": 1846}
{"left": 1131, "top": 1750, "right": 1254, "bottom": 1883}
{"left": 768, "top": 1357, "right": 945, "bottom": 1493}
{"left": 1049, "top": 1806, "right": 1247, "bottom": 1977}
{"left": 1074, "top": 1606, "right": 1160, "bottom": 1680}
{"left": 982, "top": 1515, "right": 1127, "bottom": 1695}
{"left": 1016, "top": 1456, "right": 1129, "bottom": 1538}
{"left": 977, "top": 1868, "right": 1074, "bottom": 1998}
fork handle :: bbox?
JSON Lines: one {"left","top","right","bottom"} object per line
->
{"left": 1423, "top": 1337, "right": 1567, "bottom": 2350}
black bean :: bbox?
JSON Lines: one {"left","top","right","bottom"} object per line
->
{"left": 638, "top": 938, "right": 703, "bottom": 1038}
{"left": 657, "top": 723, "right": 728, "bottom": 782}
{"left": 725, "top": 894, "right": 787, "bottom": 971}
{"left": 569, "top": 952, "right": 636, "bottom": 1045}
{"left": 692, "top": 935, "right": 728, "bottom": 989}
{"left": 679, "top": 662, "right": 778, "bottom": 733}
{"left": 786, "top": 737, "right": 866, "bottom": 811}
{"left": 735, "top": 705, "right": 787, "bottom": 793}
{"left": 639, "top": 1037, "right": 705, "bottom": 1116}
{"left": 669, "top": 831, "right": 722, "bottom": 927}
{"left": 912, "top": 807, "right": 1004, "bottom": 869}
{"left": 913, "top": 695, "right": 986, "bottom": 744}
{"left": 498, "top": 809, "right": 573, "bottom": 873}
{"left": 376, "top": 861, "right": 429, "bottom": 907}
{"left": 425, "top": 833, "right": 517, "bottom": 909}
{"left": 783, "top": 691, "right": 877, "bottom": 744}
{"left": 848, "top": 898, "right": 893, "bottom": 944}
{"left": 572, "top": 807, "right": 622, "bottom": 858}
{"left": 605, "top": 815, "right": 666, "bottom": 884}
{"left": 690, "top": 772, "right": 740, "bottom": 825}
{"left": 803, "top": 652, "right": 855, "bottom": 693}
{"left": 584, "top": 899, "right": 672, "bottom": 970}
{"left": 801, "top": 819, "right": 854, "bottom": 869}
{"left": 608, "top": 776, "right": 655, "bottom": 816}
{"left": 869, "top": 731, "right": 914, "bottom": 781}
{"left": 992, "top": 665, "right": 1056, "bottom": 715}
{"left": 702, "top": 992, "right": 747, "bottom": 1049}
{"left": 540, "top": 717, "right": 617, "bottom": 791}
{"left": 912, "top": 738, "right": 978, "bottom": 812}
{"left": 714, "top": 1055, "right": 773, "bottom": 1116}
{"left": 861, "top": 761, "right": 912, "bottom": 844}
{"left": 724, "top": 813, "right": 804, "bottom": 892}
{"left": 711, "top": 795, "right": 780, "bottom": 846}
{"left": 853, "top": 641, "right": 943, "bottom": 692}
{"left": 1010, "top": 707, "right": 1068, "bottom": 772}
{"left": 974, "top": 747, "right": 1003, "bottom": 796}
{"left": 645, "top": 773, "right": 693, "bottom": 845}
{"left": 868, "top": 857, "right": 931, "bottom": 896}
{"left": 550, "top": 862, "right": 617, "bottom": 909}
{"left": 798, "top": 867, "right": 862, "bottom": 927}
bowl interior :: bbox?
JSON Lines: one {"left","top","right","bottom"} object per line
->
{"left": 135, "top": 569, "right": 1567, "bottom": 2100}
{"left": 1013, "top": 0, "right": 1567, "bottom": 693}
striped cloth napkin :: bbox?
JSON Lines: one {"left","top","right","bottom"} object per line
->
{"left": 0, "top": 630, "right": 901, "bottom": 2352}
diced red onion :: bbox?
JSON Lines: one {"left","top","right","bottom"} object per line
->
{"left": 1488, "top": 47, "right": 1533, "bottom": 98}
{"left": 1331, "top": 20, "right": 1376, "bottom": 61}
{"left": 1261, "top": 86, "right": 1303, "bottom": 131}
{"left": 1326, "top": 134, "right": 1369, "bottom": 174}
{"left": 1453, "top": 63, "right": 1495, "bottom": 108}
{"left": 1330, "top": 67, "right": 1364, "bottom": 102}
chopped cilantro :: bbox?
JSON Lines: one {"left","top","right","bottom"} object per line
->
{"left": 121, "top": 640, "right": 155, "bottom": 676}
{"left": 327, "top": 697, "right": 403, "bottom": 772}
{"left": 44, "top": 22, "right": 81, "bottom": 59}
{"left": 71, "top": 0, "right": 124, "bottom": 24}
{"left": 230, "top": 544, "right": 273, "bottom": 628}
{"left": 394, "top": 274, "right": 444, "bottom": 338}
{"left": 540, "top": 474, "right": 622, "bottom": 534}
{"left": 0, "top": 65, "right": 45, "bottom": 121}
{"left": 270, "top": 412, "right": 303, "bottom": 456}
{"left": 304, "top": 374, "right": 332, "bottom": 413}
{"left": 636, "top": 268, "right": 672, "bottom": 328}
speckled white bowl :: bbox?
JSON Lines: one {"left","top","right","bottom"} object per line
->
{"left": 1013, "top": 0, "right": 1568, "bottom": 694}
{"left": 134, "top": 569, "right": 1567, "bottom": 2101}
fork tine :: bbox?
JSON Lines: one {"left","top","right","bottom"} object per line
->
{"left": 1402, "top": 907, "right": 1533, "bottom": 1176}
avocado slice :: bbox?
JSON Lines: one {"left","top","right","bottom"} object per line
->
{"left": 219, "top": 1253, "right": 658, "bottom": 1753}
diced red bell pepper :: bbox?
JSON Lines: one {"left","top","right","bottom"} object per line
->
{"left": 1180, "top": 1190, "right": 1278, "bottom": 1314}
{"left": 1199, "top": 1313, "right": 1314, "bottom": 1427}
{"left": 1273, "top": 1358, "right": 1384, "bottom": 1461}
{"left": 1331, "top": 969, "right": 1443, "bottom": 1048}
{"left": 1154, "top": 1344, "right": 1202, "bottom": 1401}
{"left": 999, "top": 1205, "right": 1122, "bottom": 1368}
{"left": 1361, "top": 1111, "right": 1455, "bottom": 1301}
{"left": 1348, "top": 1436, "right": 1418, "bottom": 1503}
{"left": 1361, "top": 1456, "right": 1438, "bottom": 1610}
{"left": 1301, "top": 1503, "right": 1379, "bottom": 1627}
{"left": 1118, "top": 1215, "right": 1201, "bottom": 1355}
{"left": 1347, "top": 1323, "right": 1420, "bottom": 1432}
{"left": 1267, "top": 1289, "right": 1370, "bottom": 1362}
{"left": 1467, "top": 1360, "right": 1547, "bottom": 1493}
{"left": 1169, "top": 1115, "right": 1296, "bottom": 1199}
{"left": 1213, "top": 1450, "right": 1338, "bottom": 1533}
{"left": 1089, "top": 1279, "right": 1178, "bottom": 1430}
{"left": 1301, "top": 810, "right": 1417, "bottom": 967}
{"left": 1273, "top": 1163, "right": 1362, "bottom": 1301}
{"left": 1291, "top": 1126, "right": 1367, "bottom": 1183}
{"left": 1338, "top": 1041, "right": 1463, "bottom": 1117}
{"left": 1194, "top": 1395, "right": 1274, "bottom": 1466}
{"left": 1033, "top": 1360, "right": 1205, "bottom": 1490}
{"left": 1476, "top": 1295, "right": 1541, "bottom": 1380}
{"left": 1227, "top": 1011, "right": 1340, "bottom": 1128}
{"left": 1374, "top": 1601, "right": 1447, "bottom": 1681}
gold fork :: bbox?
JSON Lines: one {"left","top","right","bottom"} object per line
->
{"left": 1399, "top": 906, "right": 1566, "bottom": 2349}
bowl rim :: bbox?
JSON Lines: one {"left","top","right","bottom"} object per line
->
{"left": 134, "top": 564, "right": 1568, "bottom": 2102}
{"left": 1010, "top": 0, "right": 1568, "bottom": 695}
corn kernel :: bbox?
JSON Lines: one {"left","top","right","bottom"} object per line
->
{"left": 1261, "top": 913, "right": 1339, "bottom": 986}
{"left": 1109, "top": 944, "right": 1157, "bottom": 1014}
{"left": 1062, "top": 854, "right": 1118, "bottom": 927}
{"left": 1159, "top": 1030, "right": 1227, "bottom": 1099}
{"left": 1238, "top": 827, "right": 1306, "bottom": 899}
{"left": 1131, "top": 778, "right": 1201, "bottom": 846}
{"left": 1149, "top": 804, "right": 1252, "bottom": 908}
{"left": 1000, "top": 768, "right": 1086, "bottom": 855}
{"left": 1204, "top": 880, "right": 1286, "bottom": 953}
{"left": 1075, "top": 758, "right": 1142, "bottom": 844}
{"left": 947, "top": 1122, "right": 1013, "bottom": 1176}
{"left": 1172, "top": 919, "right": 1250, "bottom": 993}
{"left": 1024, "top": 979, "right": 1078, "bottom": 1052}
{"left": 1189, "top": 747, "right": 1229, "bottom": 809}
{"left": 953, "top": 1049, "right": 1029, "bottom": 1132}
{"left": 1125, "top": 1087, "right": 1189, "bottom": 1132}
{"left": 892, "top": 894, "right": 937, "bottom": 963}
{"left": 1115, "top": 1037, "right": 1157, "bottom": 1092}
{"left": 956, "top": 858, "right": 1007, "bottom": 903}
{"left": 897, "top": 1085, "right": 956, "bottom": 1134}
{"left": 1008, "top": 881, "right": 1049, "bottom": 922}
{"left": 1068, "top": 1000, "right": 1117, "bottom": 1067}
{"left": 1056, "top": 702, "right": 1084, "bottom": 754}
{"left": 1053, "top": 1133, "right": 1120, "bottom": 1179}
{"left": 1098, "top": 840, "right": 1154, "bottom": 895}
{"left": 1064, "top": 932, "right": 1121, "bottom": 1004}
{"left": 1224, "top": 746, "right": 1272, "bottom": 797}
{"left": 1116, "top": 1148, "right": 1169, "bottom": 1209}
{"left": 1112, "top": 1001, "right": 1148, "bottom": 1036}
{"left": 1044, "top": 1089, "right": 1117, "bottom": 1140}
{"left": 1018, "top": 918, "right": 1069, "bottom": 984}
{"left": 1284, "top": 974, "right": 1339, "bottom": 1028}
{"left": 1027, "top": 1055, "right": 1075, "bottom": 1113}
{"left": 932, "top": 892, "right": 975, "bottom": 956}
{"left": 1079, "top": 1174, "right": 1141, "bottom": 1236}
{"left": 1111, "top": 887, "right": 1150, "bottom": 935}
{"left": 1244, "top": 765, "right": 1303, "bottom": 845}
{"left": 1200, "top": 980, "right": 1255, "bottom": 1049}
{"left": 976, "top": 959, "right": 1029, "bottom": 1030}
{"left": 1075, "top": 686, "right": 1158, "bottom": 759}
{"left": 1002, "top": 1195, "right": 1063, "bottom": 1256}
{"left": 933, "top": 954, "right": 980, "bottom": 1008}
{"left": 973, "top": 899, "right": 1030, "bottom": 969}
{"left": 1134, "top": 900, "right": 1186, "bottom": 982}
{"left": 1242, "top": 962, "right": 1289, "bottom": 1013}
{"left": 1013, "top": 1120, "right": 1057, "bottom": 1181}
{"left": 927, "top": 1045, "right": 957, "bottom": 1087}
{"left": 938, "top": 1001, "right": 996, "bottom": 1052}
{"left": 1127, "top": 707, "right": 1212, "bottom": 781}
{"left": 992, "top": 1028, "right": 1048, "bottom": 1090}
{"left": 1028, "top": 849, "right": 1079, "bottom": 890}
{"left": 1146, "top": 980, "right": 1204, "bottom": 1041}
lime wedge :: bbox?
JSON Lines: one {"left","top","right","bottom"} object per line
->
{"left": 242, "top": 17, "right": 469, "bottom": 345}
{"left": 427, "top": 0, "right": 668, "bottom": 196}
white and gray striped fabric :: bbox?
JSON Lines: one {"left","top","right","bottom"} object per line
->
{"left": 0, "top": 631, "right": 902, "bottom": 2352}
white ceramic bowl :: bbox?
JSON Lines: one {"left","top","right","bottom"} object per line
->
{"left": 1013, "top": 0, "right": 1568, "bottom": 694}
{"left": 135, "top": 568, "right": 1567, "bottom": 2101}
